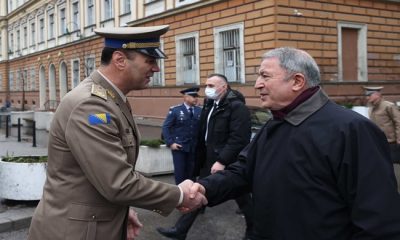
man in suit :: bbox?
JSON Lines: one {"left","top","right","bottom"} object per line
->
{"left": 162, "top": 87, "right": 202, "bottom": 184}
{"left": 28, "top": 25, "right": 207, "bottom": 240}
{"left": 157, "top": 73, "right": 254, "bottom": 240}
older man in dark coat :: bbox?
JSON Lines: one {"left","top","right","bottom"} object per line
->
{"left": 191, "top": 47, "right": 400, "bottom": 240}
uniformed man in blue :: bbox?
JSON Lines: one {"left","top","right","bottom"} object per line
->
{"left": 162, "top": 87, "right": 201, "bottom": 184}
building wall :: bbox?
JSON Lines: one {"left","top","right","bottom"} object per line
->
{"left": 274, "top": 0, "right": 400, "bottom": 103}
{"left": 0, "top": 0, "right": 399, "bottom": 117}
{"left": 130, "top": 0, "right": 400, "bottom": 116}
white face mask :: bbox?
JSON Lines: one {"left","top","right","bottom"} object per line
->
{"left": 205, "top": 87, "right": 218, "bottom": 100}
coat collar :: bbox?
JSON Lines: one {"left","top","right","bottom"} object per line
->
{"left": 284, "top": 88, "right": 329, "bottom": 126}
{"left": 89, "top": 70, "right": 140, "bottom": 137}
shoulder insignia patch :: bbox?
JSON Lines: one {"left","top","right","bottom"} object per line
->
{"left": 91, "top": 84, "right": 107, "bottom": 100}
{"left": 88, "top": 113, "right": 111, "bottom": 125}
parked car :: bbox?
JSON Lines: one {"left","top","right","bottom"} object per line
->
{"left": 248, "top": 105, "right": 271, "bottom": 140}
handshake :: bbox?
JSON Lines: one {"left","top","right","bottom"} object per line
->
{"left": 177, "top": 180, "right": 207, "bottom": 213}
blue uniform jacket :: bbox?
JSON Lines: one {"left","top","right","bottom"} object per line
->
{"left": 162, "top": 104, "right": 201, "bottom": 153}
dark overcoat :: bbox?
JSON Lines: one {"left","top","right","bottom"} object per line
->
{"left": 194, "top": 89, "right": 251, "bottom": 177}
{"left": 200, "top": 89, "right": 400, "bottom": 240}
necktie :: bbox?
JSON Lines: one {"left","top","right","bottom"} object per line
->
{"left": 189, "top": 107, "right": 193, "bottom": 118}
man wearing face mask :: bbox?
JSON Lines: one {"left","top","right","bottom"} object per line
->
{"left": 157, "top": 73, "right": 254, "bottom": 240}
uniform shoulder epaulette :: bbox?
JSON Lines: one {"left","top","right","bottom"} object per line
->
{"left": 91, "top": 84, "right": 107, "bottom": 101}
{"left": 169, "top": 104, "right": 181, "bottom": 110}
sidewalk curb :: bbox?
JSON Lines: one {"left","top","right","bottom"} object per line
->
{"left": 0, "top": 207, "right": 34, "bottom": 233}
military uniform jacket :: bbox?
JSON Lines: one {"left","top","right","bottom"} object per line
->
{"left": 200, "top": 89, "right": 400, "bottom": 239}
{"left": 368, "top": 99, "right": 400, "bottom": 144}
{"left": 162, "top": 104, "right": 201, "bottom": 152}
{"left": 28, "top": 71, "right": 180, "bottom": 240}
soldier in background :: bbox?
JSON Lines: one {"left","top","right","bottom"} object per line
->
{"left": 162, "top": 87, "right": 201, "bottom": 184}
{"left": 365, "top": 86, "right": 400, "bottom": 164}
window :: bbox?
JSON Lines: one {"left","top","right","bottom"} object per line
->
{"left": 60, "top": 8, "right": 66, "bottom": 35}
{"left": 214, "top": 23, "right": 245, "bottom": 83}
{"left": 87, "top": 0, "right": 95, "bottom": 25}
{"left": 16, "top": 70, "right": 21, "bottom": 91}
{"left": 72, "top": 2, "right": 80, "bottom": 30}
{"left": 39, "top": 18, "right": 44, "bottom": 42}
{"left": 104, "top": 0, "right": 113, "bottom": 20}
{"left": 23, "top": 26, "right": 27, "bottom": 49}
{"left": 145, "top": 0, "right": 164, "bottom": 16}
{"left": 175, "top": 0, "right": 200, "bottom": 7}
{"left": 72, "top": 59, "right": 80, "bottom": 88}
{"left": 8, "top": 0, "right": 13, "bottom": 12}
{"left": 0, "top": 36, "right": 2, "bottom": 57}
{"left": 16, "top": 30, "right": 20, "bottom": 51}
{"left": 176, "top": 32, "right": 199, "bottom": 85}
{"left": 9, "top": 72, "right": 14, "bottom": 91}
{"left": 22, "top": 69, "right": 28, "bottom": 91}
{"left": 48, "top": 13, "right": 55, "bottom": 39}
{"left": 30, "top": 22, "right": 36, "bottom": 45}
{"left": 85, "top": 55, "right": 95, "bottom": 77}
{"left": 150, "top": 41, "right": 164, "bottom": 86}
{"left": 30, "top": 67, "right": 36, "bottom": 90}
{"left": 338, "top": 23, "right": 368, "bottom": 82}
{"left": 122, "top": 0, "right": 130, "bottom": 14}
{"left": 9, "top": 32, "right": 14, "bottom": 53}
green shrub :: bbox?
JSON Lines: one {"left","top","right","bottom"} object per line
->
{"left": 2, "top": 156, "right": 48, "bottom": 163}
{"left": 140, "top": 139, "right": 165, "bottom": 148}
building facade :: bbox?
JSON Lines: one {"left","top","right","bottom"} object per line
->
{"left": 0, "top": 0, "right": 399, "bottom": 118}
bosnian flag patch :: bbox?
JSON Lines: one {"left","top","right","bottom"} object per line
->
{"left": 88, "top": 113, "right": 111, "bottom": 125}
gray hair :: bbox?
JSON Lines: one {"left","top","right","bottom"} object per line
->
{"left": 262, "top": 47, "right": 320, "bottom": 87}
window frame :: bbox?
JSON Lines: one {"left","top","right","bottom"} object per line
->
{"left": 59, "top": 7, "right": 67, "bottom": 35}
{"left": 84, "top": 54, "right": 96, "bottom": 77}
{"left": 71, "top": 0, "right": 80, "bottom": 31}
{"left": 175, "top": 0, "right": 200, "bottom": 7}
{"left": 175, "top": 31, "right": 200, "bottom": 85}
{"left": 71, "top": 59, "right": 80, "bottom": 88}
{"left": 150, "top": 40, "right": 165, "bottom": 86}
{"left": 337, "top": 22, "right": 368, "bottom": 82}
{"left": 103, "top": 0, "right": 114, "bottom": 20}
{"left": 214, "top": 23, "right": 245, "bottom": 83}
{"left": 38, "top": 17, "right": 45, "bottom": 43}
{"left": 48, "top": 12, "right": 55, "bottom": 40}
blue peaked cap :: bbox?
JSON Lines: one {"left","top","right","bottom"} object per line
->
{"left": 94, "top": 25, "right": 169, "bottom": 59}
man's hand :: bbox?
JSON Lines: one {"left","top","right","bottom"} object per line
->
{"left": 171, "top": 143, "right": 182, "bottom": 150}
{"left": 211, "top": 161, "right": 225, "bottom": 174}
{"left": 177, "top": 180, "right": 207, "bottom": 213}
{"left": 189, "top": 182, "right": 206, "bottom": 199}
{"left": 126, "top": 208, "right": 143, "bottom": 240}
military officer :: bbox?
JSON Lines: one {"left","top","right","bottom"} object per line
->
{"left": 28, "top": 25, "right": 207, "bottom": 240}
{"left": 162, "top": 87, "right": 201, "bottom": 184}
{"left": 364, "top": 86, "right": 400, "bottom": 163}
